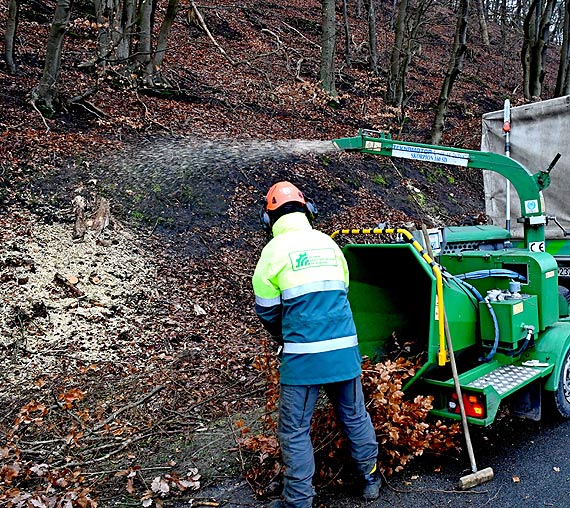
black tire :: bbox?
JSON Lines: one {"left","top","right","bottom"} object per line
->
{"left": 554, "top": 347, "right": 570, "bottom": 419}
{"left": 559, "top": 285, "right": 570, "bottom": 304}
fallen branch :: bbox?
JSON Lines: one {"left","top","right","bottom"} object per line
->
{"left": 134, "top": 91, "right": 173, "bottom": 132}
{"left": 190, "top": 0, "right": 235, "bottom": 65}
{"left": 30, "top": 99, "right": 50, "bottom": 132}
{"left": 281, "top": 21, "right": 321, "bottom": 49}
{"left": 92, "top": 384, "right": 166, "bottom": 433}
{"left": 61, "top": 434, "right": 150, "bottom": 467}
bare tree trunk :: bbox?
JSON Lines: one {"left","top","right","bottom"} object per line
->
{"left": 397, "top": 0, "right": 432, "bottom": 107}
{"left": 521, "top": 0, "right": 556, "bottom": 99}
{"left": 475, "top": 0, "right": 490, "bottom": 45}
{"left": 390, "top": 0, "right": 399, "bottom": 29}
{"left": 5, "top": 0, "right": 20, "bottom": 74}
{"left": 342, "top": 0, "right": 351, "bottom": 66}
{"left": 319, "top": 0, "right": 337, "bottom": 96}
{"left": 93, "top": 0, "right": 136, "bottom": 65}
{"left": 430, "top": 0, "right": 469, "bottom": 145}
{"left": 387, "top": 0, "right": 409, "bottom": 105}
{"left": 32, "top": 0, "right": 74, "bottom": 116}
{"left": 136, "top": 0, "right": 154, "bottom": 67}
{"left": 500, "top": 0, "right": 508, "bottom": 41}
{"left": 148, "top": 0, "right": 180, "bottom": 84}
{"left": 117, "top": 0, "right": 136, "bottom": 60}
{"left": 93, "top": 0, "right": 112, "bottom": 62}
{"left": 514, "top": 0, "right": 524, "bottom": 23}
{"left": 356, "top": 0, "right": 365, "bottom": 18}
{"left": 555, "top": 0, "right": 570, "bottom": 96}
{"left": 367, "top": 0, "right": 378, "bottom": 74}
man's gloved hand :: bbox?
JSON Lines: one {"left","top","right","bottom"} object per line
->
{"left": 271, "top": 335, "right": 284, "bottom": 359}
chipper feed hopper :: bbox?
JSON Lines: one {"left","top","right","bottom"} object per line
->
{"left": 332, "top": 130, "right": 570, "bottom": 426}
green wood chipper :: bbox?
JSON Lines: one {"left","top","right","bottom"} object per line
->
{"left": 331, "top": 129, "right": 570, "bottom": 427}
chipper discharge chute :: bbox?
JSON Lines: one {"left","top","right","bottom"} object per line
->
{"left": 330, "top": 129, "right": 570, "bottom": 487}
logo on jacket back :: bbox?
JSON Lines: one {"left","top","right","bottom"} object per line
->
{"left": 290, "top": 248, "right": 338, "bottom": 271}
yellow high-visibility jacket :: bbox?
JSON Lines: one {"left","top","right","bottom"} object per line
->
{"left": 252, "top": 212, "right": 362, "bottom": 385}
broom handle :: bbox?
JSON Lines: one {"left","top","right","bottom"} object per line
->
{"left": 444, "top": 313, "right": 478, "bottom": 473}
{"left": 420, "top": 225, "right": 478, "bottom": 473}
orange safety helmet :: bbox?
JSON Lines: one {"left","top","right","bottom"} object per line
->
{"left": 264, "top": 181, "right": 307, "bottom": 211}
{"left": 260, "top": 181, "right": 317, "bottom": 233}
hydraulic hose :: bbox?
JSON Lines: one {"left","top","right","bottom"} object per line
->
{"left": 480, "top": 298, "right": 501, "bottom": 362}
{"left": 455, "top": 269, "right": 527, "bottom": 282}
{"left": 444, "top": 272, "right": 500, "bottom": 363}
{"left": 508, "top": 326, "right": 534, "bottom": 357}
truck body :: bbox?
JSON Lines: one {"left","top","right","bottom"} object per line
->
{"left": 481, "top": 95, "right": 570, "bottom": 285}
{"left": 332, "top": 129, "right": 570, "bottom": 426}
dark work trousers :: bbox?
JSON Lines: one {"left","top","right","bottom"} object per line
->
{"left": 278, "top": 376, "right": 378, "bottom": 508}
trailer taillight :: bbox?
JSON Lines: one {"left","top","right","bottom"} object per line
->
{"left": 448, "top": 393, "right": 486, "bottom": 419}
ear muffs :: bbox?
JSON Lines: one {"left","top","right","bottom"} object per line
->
{"left": 305, "top": 199, "right": 318, "bottom": 222}
{"left": 259, "top": 198, "right": 272, "bottom": 233}
{"left": 259, "top": 196, "right": 318, "bottom": 234}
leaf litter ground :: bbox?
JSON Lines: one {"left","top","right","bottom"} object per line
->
{"left": 0, "top": 135, "right": 489, "bottom": 507}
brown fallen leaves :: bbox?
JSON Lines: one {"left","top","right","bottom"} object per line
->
{"left": 0, "top": 446, "right": 97, "bottom": 508}
{"left": 238, "top": 353, "right": 461, "bottom": 497}
{"left": 0, "top": 389, "right": 201, "bottom": 508}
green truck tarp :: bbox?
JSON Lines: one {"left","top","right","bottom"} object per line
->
{"left": 481, "top": 95, "right": 570, "bottom": 240}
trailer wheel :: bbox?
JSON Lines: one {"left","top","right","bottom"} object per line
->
{"left": 559, "top": 286, "right": 570, "bottom": 304}
{"left": 554, "top": 347, "right": 570, "bottom": 418}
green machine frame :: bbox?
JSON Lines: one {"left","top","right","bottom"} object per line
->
{"left": 331, "top": 130, "right": 570, "bottom": 426}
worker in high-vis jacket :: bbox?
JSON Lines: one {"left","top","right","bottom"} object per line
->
{"left": 252, "top": 181, "right": 380, "bottom": 508}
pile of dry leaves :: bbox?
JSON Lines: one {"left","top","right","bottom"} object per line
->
{"left": 238, "top": 347, "right": 461, "bottom": 498}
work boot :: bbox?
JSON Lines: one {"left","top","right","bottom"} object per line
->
{"left": 361, "top": 464, "right": 382, "bottom": 501}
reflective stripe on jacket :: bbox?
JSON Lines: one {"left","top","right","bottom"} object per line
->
{"left": 252, "top": 212, "right": 362, "bottom": 385}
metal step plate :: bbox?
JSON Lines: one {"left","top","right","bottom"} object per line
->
{"left": 466, "top": 365, "right": 541, "bottom": 395}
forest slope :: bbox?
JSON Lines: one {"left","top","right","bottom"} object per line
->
{"left": 0, "top": 0, "right": 563, "bottom": 506}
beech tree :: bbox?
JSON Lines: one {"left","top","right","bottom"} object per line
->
{"left": 320, "top": 0, "right": 337, "bottom": 96}
{"left": 5, "top": 0, "right": 20, "bottom": 74}
{"left": 342, "top": 0, "right": 351, "bottom": 65}
{"left": 555, "top": 0, "right": 570, "bottom": 96}
{"left": 31, "top": 0, "right": 73, "bottom": 116}
{"left": 387, "top": 0, "right": 433, "bottom": 107}
{"left": 387, "top": 0, "right": 411, "bottom": 105}
{"left": 475, "top": 0, "right": 490, "bottom": 46}
{"left": 93, "top": 0, "right": 157, "bottom": 77}
{"left": 430, "top": 0, "right": 469, "bottom": 145}
{"left": 91, "top": 0, "right": 181, "bottom": 85}
{"left": 149, "top": 0, "right": 180, "bottom": 85}
{"left": 136, "top": 0, "right": 154, "bottom": 69}
{"left": 366, "top": 0, "right": 379, "bottom": 74}
{"left": 93, "top": 0, "right": 136, "bottom": 65}
{"left": 521, "top": 0, "right": 557, "bottom": 100}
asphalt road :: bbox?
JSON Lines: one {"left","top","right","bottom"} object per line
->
{"left": 198, "top": 414, "right": 570, "bottom": 508}
{"left": 364, "top": 415, "right": 570, "bottom": 508}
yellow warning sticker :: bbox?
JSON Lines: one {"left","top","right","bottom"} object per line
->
{"left": 513, "top": 302, "right": 524, "bottom": 315}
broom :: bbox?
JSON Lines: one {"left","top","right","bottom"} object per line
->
{"left": 444, "top": 313, "right": 494, "bottom": 489}
{"left": 420, "top": 224, "right": 494, "bottom": 489}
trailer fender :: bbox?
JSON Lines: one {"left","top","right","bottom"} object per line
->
{"left": 533, "top": 322, "right": 570, "bottom": 392}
